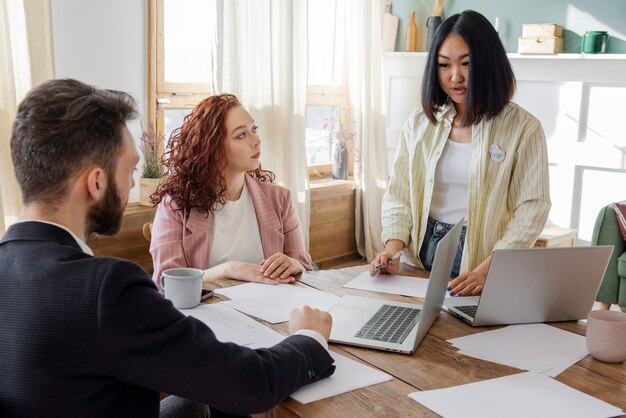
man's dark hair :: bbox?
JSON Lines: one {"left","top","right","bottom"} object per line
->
{"left": 11, "top": 78, "right": 137, "bottom": 205}
{"left": 421, "top": 10, "right": 515, "bottom": 126}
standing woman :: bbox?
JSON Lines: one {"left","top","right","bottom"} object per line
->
{"left": 151, "top": 94, "right": 312, "bottom": 288}
{"left": 371, "top": 10, "right": 551, "bottom": 296}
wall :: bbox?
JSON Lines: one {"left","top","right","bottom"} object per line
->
{"left": 390, "top": 0, "right": 626, "bottom": 54}
{"left": 51, "top": 0, "right": 147, "bottom": 202}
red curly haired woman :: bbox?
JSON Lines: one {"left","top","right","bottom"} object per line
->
{"left": 150, "top": 94, "right": 312, "bottom": 288}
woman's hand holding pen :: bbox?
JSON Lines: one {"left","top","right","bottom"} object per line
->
{"left": 370, "top": 239, "right": 404, "bottom": 276}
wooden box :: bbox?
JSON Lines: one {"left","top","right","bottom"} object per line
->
{"left": 533, "top": 226, "right": 577, "bottom": 248}
{"left": 522, "top": 23, "right": 563, "bottom": 38}
{"left": 518, "top": 36, "right": 564, "bottom": 54}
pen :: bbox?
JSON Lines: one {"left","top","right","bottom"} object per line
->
{"left": 374, "top": 251, "right": 401, "bottom": 271}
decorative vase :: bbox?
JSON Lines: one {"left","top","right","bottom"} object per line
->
{"left": 139, "top": 177, "right": 161, "bottom": 206}
{"left": 426, "top": 16, "right": 442, "bottom": 51}
{"left": 405, "top": 10, "right": 418, "bottom": 52}
{"left": 332, "top": 145, "right": 349, "bottom": 180}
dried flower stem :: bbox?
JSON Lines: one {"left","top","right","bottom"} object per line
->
{"left": 140, "top": 121, "right": 165, "bottom": 179}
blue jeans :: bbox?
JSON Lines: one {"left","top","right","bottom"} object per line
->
{"left": 419, "top": 217, "right": 466, "bottom": 278}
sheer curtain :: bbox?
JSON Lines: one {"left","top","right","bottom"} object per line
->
{"left": 0, "top": 0, "right": 54, "bottom": 234}
{"left": 213, "top": 0, "right": 311, "bottom": 247}
{"left": 345, "top": 0, "right": 388, "bottom": 260}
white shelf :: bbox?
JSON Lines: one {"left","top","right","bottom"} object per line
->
{"left": 383, "top": 51, "right": 626, "bottom": 60}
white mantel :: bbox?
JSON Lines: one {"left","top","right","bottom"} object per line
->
{"left": 383, "top": 52, "right": 626, "bottom": 244}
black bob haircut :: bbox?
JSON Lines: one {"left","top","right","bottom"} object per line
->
{"left": 420, "top": 10, "right": 515, "bottom": 126}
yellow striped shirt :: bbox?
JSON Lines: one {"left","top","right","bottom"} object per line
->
{"left": 382, "top": 101, "right": 551, "bottom": 272}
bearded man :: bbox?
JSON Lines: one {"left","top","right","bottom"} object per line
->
{"left": 0, "top": 79, "right": 334, "bottom": 418}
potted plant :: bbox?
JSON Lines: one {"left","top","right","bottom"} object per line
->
{"left": 331, "top": 106, "right": 356, "bottom": 180}
{"left": 138, "top": 122, "right": 164, "bottom": 206}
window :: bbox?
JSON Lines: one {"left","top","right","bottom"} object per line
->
{"left": 149, "top": 0, "right": 351, "bottom": 180}
{"left": 149, "top": 0, "right": 214, "bottom": 151}
{"left": 306, "top": 0, "right": 350, "bottom": 179}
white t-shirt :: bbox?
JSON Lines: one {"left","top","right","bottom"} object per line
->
{"left": 429, "top": 139, "right": 472, "bottom": 224}
{"left": 208, "top": 182, "right": 264, "bottom": 267}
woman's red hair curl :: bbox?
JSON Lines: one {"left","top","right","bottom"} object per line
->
{"left": 152, "top": 93, "right": 275, "bottom": 213}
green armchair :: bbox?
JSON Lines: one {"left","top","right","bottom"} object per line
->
{"left": 592, "top": 201, "right": 626, "bottom": 309}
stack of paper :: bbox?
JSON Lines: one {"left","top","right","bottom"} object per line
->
{"left": 448, "top": 323, "right": 588, "bottom": 376}
{"left": 409, "top": 372, "right": 623, "bottom": 418}
{"left": 181, "top": 303, "right": 392, "bottom": 403}
{"left": 214, "top": 283, "right": 340, "bottom": 323}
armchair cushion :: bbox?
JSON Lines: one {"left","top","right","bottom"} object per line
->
{"left": 614, "top": 202, "right": 626, "bottom": 242}
{"left": 593, "top": 201, "right": 626, "bottom": 307}
{"left": 619, "top": 252, "right": 626, "bottom": 279}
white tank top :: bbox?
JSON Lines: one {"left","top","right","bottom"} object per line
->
{"left": 429, "top": 139, "right": 472, "bottom": 224}
{"left": 208, "top": 182, "right": 264, "bottom": 267}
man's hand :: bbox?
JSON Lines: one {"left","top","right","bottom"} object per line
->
{"left": 289, "top": 305, "right": 332, "bottom": 340}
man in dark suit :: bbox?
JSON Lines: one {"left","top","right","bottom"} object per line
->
{"left": 0, "top": 79, "right": 335, "bottom": 418}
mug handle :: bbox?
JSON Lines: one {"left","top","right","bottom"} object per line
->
{"left": 161, "top": 276, "right": 166, "bottom": 289}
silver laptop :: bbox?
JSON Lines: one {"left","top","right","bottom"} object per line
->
{"left": 443, "top": 245, "right": 613, "bottom": 326}
{"left": 328, "top": 220, "right": 463, "bottom": 354}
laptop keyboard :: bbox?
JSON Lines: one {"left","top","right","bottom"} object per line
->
{"left": 455, "top": 304, "right": 478, "bottom": 318}
{"left": 354, "top": 304, "right": 421, "bottom": 344}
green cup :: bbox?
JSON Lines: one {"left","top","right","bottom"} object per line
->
{"left": 580, "top": 31, "right": 609, "bottom": 53}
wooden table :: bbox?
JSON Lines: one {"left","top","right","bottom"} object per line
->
{"left": 203, "top": 265, "right": 626, "bottom": 417}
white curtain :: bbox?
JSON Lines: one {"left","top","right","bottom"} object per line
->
{"left": 345, "top": 0, "right": 388, "bottom": 260}
{"left": 0, "top": 0, "right": 54, "bottom": 235}
{"left": 213, "top": 0, "right": 311, "bottom": 247}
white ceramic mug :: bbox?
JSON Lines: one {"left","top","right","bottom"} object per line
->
{"left": 161, "top": 267, "right": 204, "bottom": 309}
{"left": 586, "top": 310, "right": 626, "bottom": 363}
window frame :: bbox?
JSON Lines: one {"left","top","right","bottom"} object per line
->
{"left": 148, "top": 0, "right": 353, "bottom": 181}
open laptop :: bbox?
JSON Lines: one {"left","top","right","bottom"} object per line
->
{"left": 328, "top": 220, "right": 463, "bottom": 354}
{"left": 443, "top": 245, "right": 613, "bottom": 326}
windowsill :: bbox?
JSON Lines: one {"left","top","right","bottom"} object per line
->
{"left": 124, "top": 202, "right": 157, "bottom": 215}
{"left": 384, "top": 51, "right": 626, "bottom": 60}
{"left": 310, "top": 177, "right": 355, "bottom": 189}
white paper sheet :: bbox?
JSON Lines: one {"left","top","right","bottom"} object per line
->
{"left": 214, "top": 283, "right": 340, "bottom": 323}
{"left": 181, "top": 303, "right": 392, "bottom": 403}
{"left": 447, "top": 323, "right": 588, "bottom": 374}
{"left": 180, "top": 303, "right": 284, "bottom": 348}
{"left": 409, "top": 372, "right": 623, "bottom": 418}
{"left": 456, "top": 350, "right": 586, "bottom": 377}
{"left": 343, "top": 270, "right": 452, "bottom": 298}
{"left": 290, "top": 351, "right": 392, "bottom": 404}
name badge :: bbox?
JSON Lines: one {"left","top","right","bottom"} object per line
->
{"left": 489, "top": 144, "right": 505, "bottom": 163}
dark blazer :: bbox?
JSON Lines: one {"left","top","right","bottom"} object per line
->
{"left": 0, "top": 222, "right": 334, "bottom": 418}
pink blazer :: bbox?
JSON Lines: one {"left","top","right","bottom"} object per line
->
{"left": 150, "top": 174, "right": 312, "bottom": 286}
